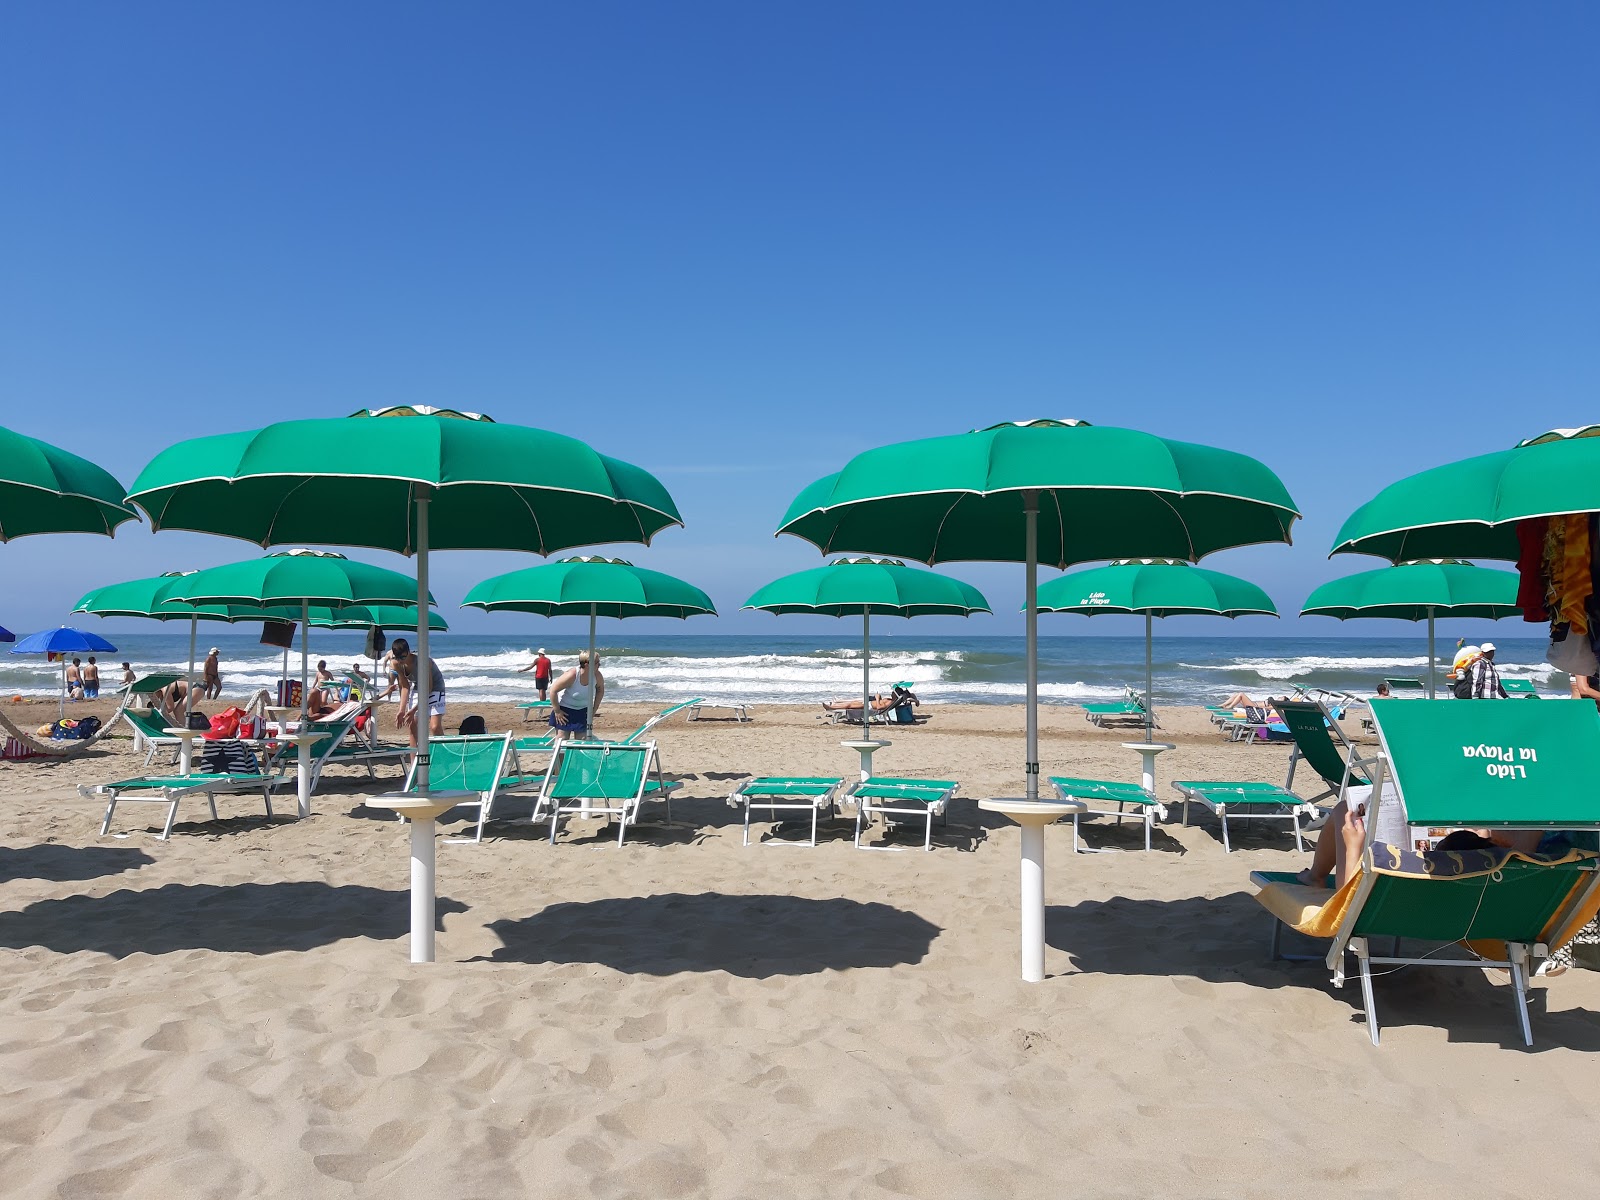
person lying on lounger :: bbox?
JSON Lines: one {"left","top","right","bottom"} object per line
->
{"left": 823, "top": 685, "right": 919, "bottom": 714}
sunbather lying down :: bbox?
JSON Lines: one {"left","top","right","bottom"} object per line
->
{"left": 822, "top": 685, "right": 920, "bottom": 713}
{"left": 823, "top": 694, "right": 900, "bottom": 713}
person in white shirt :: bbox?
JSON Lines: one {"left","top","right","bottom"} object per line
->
{"left": 547, "top": 651, "right": 605, "bottom": 739}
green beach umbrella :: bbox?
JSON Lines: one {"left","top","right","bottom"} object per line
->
{"left": 778, "top": 419, "right": 1298, "bottom": 798}
{"left": 128, "top": 407, "right": 681, "bottom": 828}
{"left": 464, "top": 556, "right": 716, "bottom": 725}
{"left": 310, "top": 604, "right": 448, "bottom": 632}
{"left": 1332, "top": 425, "right": 1600, "bottom": 562}
{"left": 743, "top": 557, "right": 991, "bottom": 739}
{"left": 74, "top": 571, "right": 300, "bottom": 716}
{"left": 177, "top": 550, "right": 431, "bottom": 717}
{"left": 0, "top": 425, "right": 140, "bottom": 541}
{"left": 1301, "top": 559, "right": 1521, "bottom": 698}
{"left": 1035, "top": 559, "right": 1277, "bottom": 740}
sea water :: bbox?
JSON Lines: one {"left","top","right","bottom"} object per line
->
{"left": 0, "top": 632, "right": 1557, "bottom": 707}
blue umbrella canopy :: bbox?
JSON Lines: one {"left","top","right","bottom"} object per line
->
{"left": 0, "top": 625, "right": 12, "bottom": 642}
{"left": 11, "top": 627, "right": 118, "bottom": 655}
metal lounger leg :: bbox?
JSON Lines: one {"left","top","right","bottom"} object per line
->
{"left": 854, "top": 801, "right": 866, "bottom": 849}
{"left": 1292, "top": 808, "right": 1305, "bottom": 854}
{"left": 1072, "top": 812, "right": 1081, "bottom": 854}
{"left": 1219, "top": 804, "right": 1232, "bottom": 853}
{"left": 100, "top": 793, "right": 117, "bottom": 837}
{"left": 206, "top": 793, "right": 219, "bottom": 823}
{"left": 742, "top": 797, "right": 752, "bottom": 847}
{"left": 1144, "top": 808, "right": 1153, "bottom": 852}
{"left": 924, "top": 807, "right": 933, "bottom": 852}
{"left": 810, "top": 801, "right": 819, "bottom": 848}
{"left": 160, "top": 796, "right": 181, "bottom": 841}
{"left": 1509, "top": 943, "right": 1534, "bottom": 1047}
{"left": 1354, "top": 938, "right": 1380, "bottom": 1046}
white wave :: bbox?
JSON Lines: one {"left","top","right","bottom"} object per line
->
{"left": 1183, "top": 655, "right": 1432, "bottom": 680}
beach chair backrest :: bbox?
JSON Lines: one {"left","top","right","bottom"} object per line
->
{"left": 1501, "top": 679, "right": 1540, "bottom": 698}
{"left": 549, "top": 741, "right": 651, "bottom": 800}
{"left": 1278, "top": 700, "right": 1367, "bottom": 789}
{"left": 411, "top": 735, "right": 509, "bottom": 793}
{"left": 123, "top": 708, "right": 170, "bottom": 739}
{"left": 1351, "top": 859, "right": 1596, "bottom": 943}
{"left": 125, "top": 672, "right": 183, "bottom": 697}
{"left": 1370, "top": 698, "right": 1600, "bottom": 829}
{"left": 1383, "top": 677, "right": 1425, "bottom": 695}
{"left": 616, "top": 699, "right": 705, "bottom": 744}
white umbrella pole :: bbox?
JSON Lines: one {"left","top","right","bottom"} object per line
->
{"left": 281, "top": 644, "right": 289, "bottom": 705}
{"left": 299, "top": 600, "right": 310, "bottom": 719}
{"left": 186, "top": 614, "right": 198, "bottom": 722}
{"left": 59, "top": 660, "right": 66, "bottom": 720}
{"left": 1145, "top": 612, "right": 1154, "bottom": 742}
{"left": 588, "top": 603, "right": 597, "bottom": 732}
{"left": 1024, "top": 491, "right": 1039, "bottom": 801}
{"left": 862, "top": 610, "right": 872, "bottom": 733}
{"left": 1427, "top": 607, "right": 1436, "bottom": 700}
{"left": 416, "top": 487, "right": 433, "bottom": 791}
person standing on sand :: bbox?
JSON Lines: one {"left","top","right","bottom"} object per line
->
{"left": 391, "top": 638, "right": 446, "bottom": 750}
{"left": 120, "top": 662, "right": 135, "bottom": 687}
{"left": 518, "top": 647, "right": 553, "bottom": 701}
{"left": 548, "top": 650, "right": 604, "bottom": 739}
{"left": 82, "top": 657, "right": 100, "bottom": 699}
{"left": 315, "top": 660, "right": 336, "bottom": 686}
{"left": 65, "top": 658, "right": 83, "bottom": 701}
{"left": 203, "top": 647, "right": 222, "bottom": 699}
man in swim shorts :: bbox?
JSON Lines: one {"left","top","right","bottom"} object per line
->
{"left": 391, "top": 638, "right": 446, "bottom": 750}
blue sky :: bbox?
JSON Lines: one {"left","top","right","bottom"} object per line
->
{"left": 2, "top": 3, "right": 1595, "bottom": 641}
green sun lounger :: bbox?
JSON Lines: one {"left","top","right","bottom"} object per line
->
{"left": 1081, "top": 687, "right": 1155, "bottom": 729}
{"left": 534, "top": 740, "right": 681, "bottom": 846}
{"left": 517, "top": 699, "right": 552, "bottom": 722}
{"left": 1249, "top": 699, "right": 1600, "bottom": 1046}
{"left": 1501, "top": 678, "right": 1540, "bottom": 698}
{"left": 728, "top": 776, "right": 846, "bottom": 846}
{"left": 85, "top": 769, "right": 282, "bottom": 840}
{"left": 403, "top": 733, "right": 543, "bottom": 843}
{"left": 1050, "top": 776, "right": 1167, "bottom": 852}
{"left": 850, "top": 777, "right": 959, "bottom": 851}
{"left": 1382, "top": 677, "right": 1426, "bottom": 695}
{"left": 121, "top": 702, "right": 187, "bottom": 767}
{"left": 1170, "top": 781, "right": 1321, "bottom": 852}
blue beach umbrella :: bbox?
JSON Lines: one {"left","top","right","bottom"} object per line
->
{"left": 10, "top": 627, "right": 119, "bottom": 717}
{"left": 0, "top": 625, "right": 13, "bottom": 642}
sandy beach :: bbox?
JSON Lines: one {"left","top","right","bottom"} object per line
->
{"left": 3, "top": 696, "right": 1600, "bottom": 1198}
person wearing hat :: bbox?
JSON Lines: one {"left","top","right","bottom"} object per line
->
{"left": 519, "top": 647, "right": 554, "bottom": 701}
{"left": 202, "top": 646, "right": 222, "bottom": 700}
{"left": 1468, "top": 641, "right": 1508, "bottom": 699}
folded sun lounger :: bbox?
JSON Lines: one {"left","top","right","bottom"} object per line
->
{"left": 1170, "top": 781, "right": 1321, "bottom": 852}
{"left": 727, "top": 776, "right": 845, "bottom": 846}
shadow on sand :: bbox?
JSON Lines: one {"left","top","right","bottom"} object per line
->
{"left": 0, "top": 882, "right": 467, "bottom": 958}
{"left": 0, "top": 844, "right": 155, "bottom": 884}
{"left": 479, "top": 891, "right": 940, "bottom": 977}
{"left": 1046, "top": 892, "right": 1600, "bottom": 1051}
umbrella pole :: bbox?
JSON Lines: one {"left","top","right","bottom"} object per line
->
{"left": 1427, "top": 607, "right": 1436, "bottom": 700}
{"left": 416, "top": 486, "right": 433, "bottom": 791}
{"left": 300, "top": 600, "right": 310, "bottom": 719}
{"left": 1024, "top": 490, "right": 1039, "bottom": 801}
{"left": 1145, "top": 612, "right": 1154, "bottom": 742}
{"left": 862, "top": 610, "right": 872, "bottom": 736}
{"left": 60, "top": 660, "right": 66, "bottom": 720}
{"left": 588, "top": 603, "right": 597, "bottom": 732}
{"left": 186, "top": 614, "right": 198, "bottom": 723}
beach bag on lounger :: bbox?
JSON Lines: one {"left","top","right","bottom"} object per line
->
{"left": 200, "top": 738, "right": 260, "bottom": 776}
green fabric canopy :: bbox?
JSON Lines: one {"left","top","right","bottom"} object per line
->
{"left": 743, "top": 557, "right": 991, "bottom": 617}
{"left": 1035, "top": 559, "right": 1276, "bottom": 619}
{"left": 1332, "top": 425, "right": 1600, "bottom": 562}
{"left": 0, "top": 425, "right": 140, "bottom": 541}
{"left": 776, "top": 420, "right": 1297, "bottom": 797}
{"left": 745, "top": 557, "right": 990, "bottom": 739}
{"left": 778, "top": 420, "right": 1298, "bottom": 567}
{"left": 1301, "top": 559, "right": 1521, "bottom": 698}
{"left": 127, "top": 409, "right": 681, "bottom": 556}
{"left": 463, "top": 557, "right": 716, "bottom": 620}
{"left": 312, "top": 604, "right": 447, "bottom": 632}
{"left": 1036, "top": 559, "right": 1276, "bottom": 739}
{"left": 465, "top": 557, "right": 713, "bottom": 724}
{"left": 74, "top": 573, "right": 296, "bottom": 624}
{"left": 176, "top": 549, "right": 427, "bottom": 608}
{"left": 1301, "top": 560, "right": 1520, "bottom": 622}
